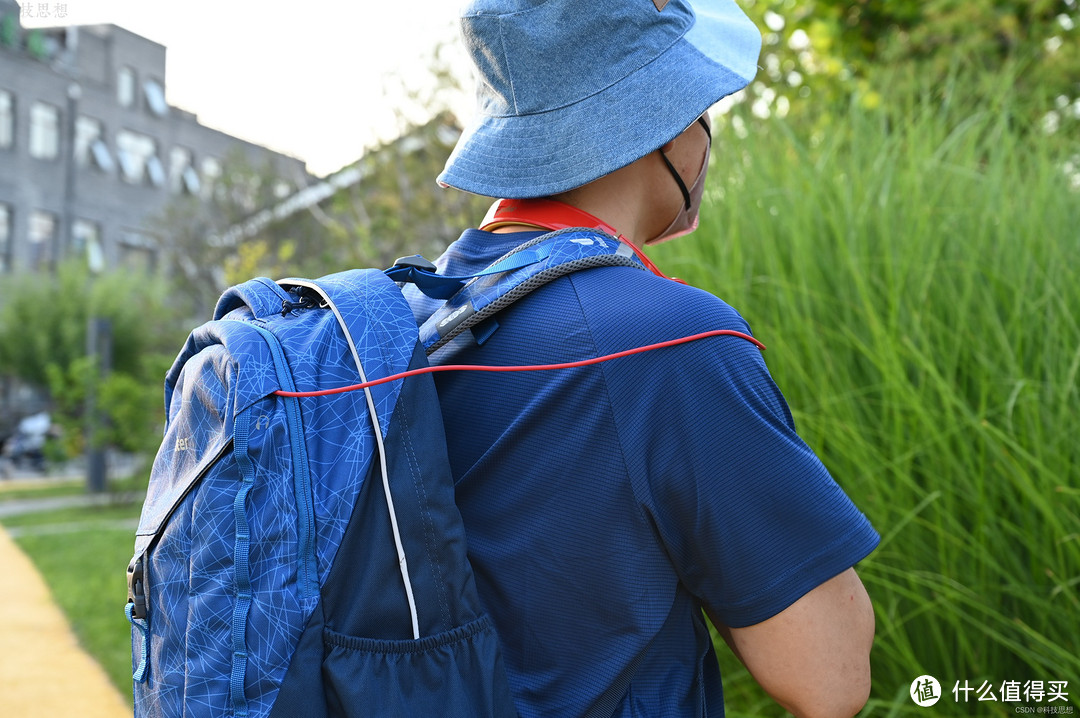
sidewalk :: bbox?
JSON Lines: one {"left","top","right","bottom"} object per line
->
{"left": 0, "top": 490, "right": 132, "bottom": 519}
{"left": 0, "top": 507, "right": 132, "bottom": 717}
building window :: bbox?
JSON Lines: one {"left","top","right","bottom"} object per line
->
{"left": 119, "top": 231, "right": 156, "bottom": 273}
{"left": 146, "top": 155, "right": 166, "bottom": 187}
{"left": 0, "top": 90, "right": 12, "bottom": 150}
{"left": 90, "top": 139, "right": 116, "bottom": 173}
{"left": 74, "top": 115, "right": 102, "bottom": 166}
{"left": 28, "top": 210, "right": 57, "bottom": 270}
{"left": 1, "top": 13, "right": 18, "bottom": 49}
{"left": 117, "top": 66, "right": 136, "bottom": 108}
{"left": 169, "top": 146, "right": 189, "bottom": 192}
{"left": 72, "top": 219, "right": 105, "bottom": 273}
{"left": 169, "top": 146, "right": 201, "bottom": 194}
{"left": 201, "top": 156, "right": 222, "bottom": 200}
{"left": 144, "top": 78, "right": 168, "bottom": 117}
{"left": 0, "top": 203, "right": 11, "bottom": 273}
{"left": 116, "top": 129, "right": 158, "bottom": 185}
{"left": 29, "top": 102, "right": 60, "bottom": 160}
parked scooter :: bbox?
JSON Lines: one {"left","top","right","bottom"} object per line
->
{"left": 0, "top": 412, "right": 52, "bottom": 475}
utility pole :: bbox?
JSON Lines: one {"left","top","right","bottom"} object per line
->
{"left": 62, "top": 81, "right": 79, "bottom": 264}
{"left": 62, "top": 72, "right": 108, "bottom": 494}
{"left": 85, "top": 316, "right": 111, "bottom": 493}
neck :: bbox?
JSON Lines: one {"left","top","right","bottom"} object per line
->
{"left": 483, "top": 194, "right": 657, "bottom": 252}
{"left": 480, "top": 198, "right": 623, "bottom": 238}
{"left": 478, "top": 197, "right": 685, "bottom": 283}
{"left": 488, "top": 223, "right": 547, "bottom": 234}
{"left": 550, "top": 156, "right": 672, "bottom": 248}
{"left": 478, "top": 151, "right": 674, "bottom": 247}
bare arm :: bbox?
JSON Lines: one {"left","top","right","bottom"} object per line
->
{"left": 709, "top": 568, "right": 875, "bottom": 718}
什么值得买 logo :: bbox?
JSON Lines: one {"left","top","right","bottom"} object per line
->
{"left": 911, "top": 675, "right": 942, "bottom": 707}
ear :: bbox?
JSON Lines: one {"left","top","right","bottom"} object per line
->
{"left": 659, "top": 139, "right": 677, "bottom": 153}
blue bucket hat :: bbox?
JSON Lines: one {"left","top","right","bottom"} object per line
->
{"left": 437, "top": 0, "right": 762, "bottom": 198}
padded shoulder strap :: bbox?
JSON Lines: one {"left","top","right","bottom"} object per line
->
{"left": 416, "top": 228, "right": 644, "bottom": 355}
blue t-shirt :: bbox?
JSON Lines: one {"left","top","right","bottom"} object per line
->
{"left": 406, "top": 230, "right": 879, "bottom": 718}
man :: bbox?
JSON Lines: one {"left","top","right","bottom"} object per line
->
{"left": 407, "top": 1, "right": 879, "bottom": 716}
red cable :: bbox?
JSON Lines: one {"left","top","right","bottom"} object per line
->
{"left": 274, "top": 330, "right": 764, "bottom": 398}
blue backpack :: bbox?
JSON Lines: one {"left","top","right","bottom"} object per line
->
{"left": 125, "top": 230, "right": 650, "bottom": 718}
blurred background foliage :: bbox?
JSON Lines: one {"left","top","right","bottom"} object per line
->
{"left": 734, "top": 0, "right": 1079, "bottom": 129}
{"left": 659, "top": 88, "right": 1079, "bottom": 713}
{"left": 0, "top": 263, "right": 182, "bottom": 463}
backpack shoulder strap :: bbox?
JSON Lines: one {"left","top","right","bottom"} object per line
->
{"left": 408, "top": 228, "right": 645, "bottom": 355}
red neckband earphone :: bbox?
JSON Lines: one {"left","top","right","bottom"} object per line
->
{"left": 479, "top": 198, "right": 686, "bottom": 284}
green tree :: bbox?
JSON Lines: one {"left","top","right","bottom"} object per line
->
{"left": 311, "top": 112, "right": 490, "bottom": 271}
{"left": 156, "top": 150, "right": 311, "bottom": 318}
{"left": 208, "top": 113, "right": 488, "bottom": 285}
{"left": 0, "top": 262, "right": 184, "bottom": 464}
{"left": 736, "top": 0, "right": 1079, "bottom": 125}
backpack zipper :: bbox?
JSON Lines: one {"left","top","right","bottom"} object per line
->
{"left": 249, "top": 324, "right": 319, "bottom": 602}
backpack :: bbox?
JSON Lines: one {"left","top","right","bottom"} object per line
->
{"left": 124, "top": 229, "right": 660, "bottom": 718}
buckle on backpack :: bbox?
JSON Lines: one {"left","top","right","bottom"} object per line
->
{"left": 127, "top": 555, "right": 147, "bottom": 620}
{"left": 391, "top": 255, "right": 438, "bottom": 273}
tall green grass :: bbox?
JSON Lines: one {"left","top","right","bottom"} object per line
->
{"left": 657, "top": 89, "right": 1080, "bottom": 714}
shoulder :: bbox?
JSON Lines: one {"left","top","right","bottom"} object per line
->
{"left": 565, "top": 265, "right": 764, "bottom": 369}
{"left": 559, "top": 264, "right": 796, "bottom": 442}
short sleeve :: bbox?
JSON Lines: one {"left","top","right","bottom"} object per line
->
{"left": 587, "top": 274, "right": 879, "bottom": 628}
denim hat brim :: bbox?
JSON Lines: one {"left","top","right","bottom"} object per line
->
{"left": 438, "top": 0, "right": 761, "bottom": 198}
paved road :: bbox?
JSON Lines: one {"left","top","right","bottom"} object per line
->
{"left": 0, "top": 491, "right": 140, "bottom": 519}
{"left": 0, "top": 525, "right": 132, "bottom": 718}
{"left": 0, "top": 482, "right": 137, "bottom": 717}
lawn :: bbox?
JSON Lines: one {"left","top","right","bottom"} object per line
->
{"left": 1, "top": 495, "right": 140, "bottom": 705}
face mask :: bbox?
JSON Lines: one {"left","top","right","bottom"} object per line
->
{"left": 646, "top": 117, "right": 711, "bottom": 246}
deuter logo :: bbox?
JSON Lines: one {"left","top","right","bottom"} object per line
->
{"left": 570, "top": 236, "right": 608, "bottom": 248}
{"left": 174, "top": 437, "right": 195, "bottom": 452}
{"left": 438, "top": 304, "right": 471, "bottom": 329}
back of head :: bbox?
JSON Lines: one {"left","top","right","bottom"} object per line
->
{"left": 438, "top": 0, "right": 762, "bottom": 199}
